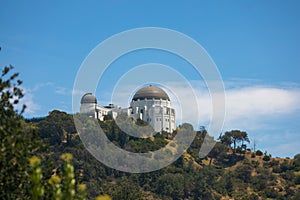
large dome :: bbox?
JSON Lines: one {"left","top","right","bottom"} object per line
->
{"left": 132, "top": 85, "right": 170, "bottom": 101}
{"left": 81, "top": 93, "right": 97, "bottom": 104}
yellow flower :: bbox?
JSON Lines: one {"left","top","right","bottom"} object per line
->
{"left": 29, "top": 156, "right": 41, "bottom": 167}
{"left": 60, "top": 153, "right": 73, "bottom": 162}
{"left": 77, "top": 184, "right": 86, "bottom": 192}
{"left": 95, "top": 194, "right": 112, "bottom": 200}
{"left": 48, "top": 175, "right": 61, "bottom": 186}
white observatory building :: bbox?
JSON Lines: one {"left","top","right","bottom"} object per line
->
{"left": 129, "top": 85, "right": 176, "bottom": 133}
{"left": 80, "top": 85, "right": 176, "bottom": 133}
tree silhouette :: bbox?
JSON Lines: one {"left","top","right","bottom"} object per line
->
{"left": 219, "top": 130, "right": 250, "bottom": 153}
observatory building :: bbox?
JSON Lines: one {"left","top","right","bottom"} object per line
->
{"left": 80, "top": 85, "right": 176, "bottom": 133}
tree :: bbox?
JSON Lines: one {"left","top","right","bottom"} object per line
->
{"left": 208, "top": 142, "right": 228, "bottom": 165}
{"left": 192, "top": 172, "right": 215, "bottom": 200}
{"left": 219, "top": 130, "right": 250, "bottom": 153}
{"left": 38, "top": 110, "right": 76, "bottom": 145}
{"left": 156, "top": 173, "right": 184, "bottom": 200}
{"left": 256, "top": 150, "right": 263, "bottom": 156}
{"left": 293, "top": 153, "right": 300, "bottom": 170}
{"left": 0, "top": 66, "right": 41, "bottom": 199}
{"left": 110, "top": 177, "right": 142, "bottom": 200}
{"left": 235, "top": 164, "right": 252, "bottom": 183}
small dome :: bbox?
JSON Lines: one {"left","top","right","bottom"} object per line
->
{"left": 132, "top": 85, "right": 170, "bottom": 101}
{"left": 81, "top": 93, "right": 97, "bottom": 104}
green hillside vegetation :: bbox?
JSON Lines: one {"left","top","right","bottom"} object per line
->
{"left": 31, "top": 111, "right": 300, "bottom": 200}
{"left": 1, "top": 66, "right": 300, "bottom": 199}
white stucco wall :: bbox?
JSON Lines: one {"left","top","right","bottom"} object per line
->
{"left": 80, "top": 97, "right": 176, "bottom": 133}
{"left": 130, "top": 98, "right": 176, "bottom": 133}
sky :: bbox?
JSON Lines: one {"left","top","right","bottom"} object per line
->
{"left": 1, "top": 1, "right": 300, "bottom": 158}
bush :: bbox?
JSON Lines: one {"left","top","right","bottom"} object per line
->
{"left": 263, "top": 188, "right": 278, "bottom": 198}
{"left": 249, "top": 193, "right": 259, "bottom": 200}
{"left": 280, "top": 161, "right": 291, "bottom": 172}
{"left": 235, "top": 165, "right": 252, "bottom": 183}
{"left": 110, "top": 177, "right": 142, "bottom": 200}
{"left": 293, "top": 154, "right": 300, "bottom": 170}
{"left": 282, "top": 170, "right": 294, "bottom": 182}
{"left": 269, "top": 160, "right": 279, "bottom": 167}
{"left": 156, "top": 173, "right": 184, "bottom": 200}
{"left": 294, "top": 175, "right": 300, "bottom": 185}
{"left": 272, "top": 166, "right": 281, "bottom": 173}
{"left": 251, "top": 160, "right": 259, "bottom": 168}
{"left": 263, "top": 155, "right": 271, "bottom": 162}
{"left": 256, "top": 150, "right": 263, "bottom": 156}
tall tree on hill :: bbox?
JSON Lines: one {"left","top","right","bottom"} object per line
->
{"left": 219, "top": 130, "right": 250, "bottom": 153}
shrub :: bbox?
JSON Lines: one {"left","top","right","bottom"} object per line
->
{"left": 263, "top": 155, "right": 270, "bottom": 162}
{"left": 269, "top": 160, "right": 279, "bottom": 167}
{"left": 263, "top": 188, "right": 278, "bottom": 198}
{"left": 294, "top": 175, "right": 300, "bottom": 185}
{"left": 249, "top": 193, "right": 259, "bottom": 200}
{"left": 272, "top": 166, "right": 281, "bottom": 173}
{"left": 256, "top": 150, "right": 263, "bottom": 156}
{"left": 280, "top": 161, "right": 291, "bottom": 172}
{"left": 251, "top": 160, "right": 259, "bottom": 168}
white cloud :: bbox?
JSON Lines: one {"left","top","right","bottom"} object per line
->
{"left": 172, "top": 81, "right": 300, "bottom": 131}
{"left": 55, "top": 86, "right": 86, "bottom": 97}
{"left": 223, "top": 86, "right": 300, "bottom": 130}
{"left": 18, "top": 88, "right": 41, "bottom": 115}
{"left": 15, "top": 82, "right": 56, "bottom": 116}
{"left": 226, "top": 87, "right": 300, "bottom": 115}
{"left": 55, "top": 87, "right": 69, "bottom": 95}
{"left": 31, "top": 82, "right": 54, "bottom": 91}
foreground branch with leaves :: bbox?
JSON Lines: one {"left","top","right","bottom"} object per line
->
{"left": 0, "top": 65, "right": 41, "bottom": 199}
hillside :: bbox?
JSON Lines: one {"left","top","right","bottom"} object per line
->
{"left": 0, "top": 67, "right": 299, "bottom": 199}
{"left": 26, "top": 110, "right": 300, "bottom": 200}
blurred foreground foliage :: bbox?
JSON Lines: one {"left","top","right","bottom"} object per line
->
{"left": 0, "top": 66, "right": 42, "bottom": 199}
{"left": 0, "top": 66, "right": 110, "bottom": 200}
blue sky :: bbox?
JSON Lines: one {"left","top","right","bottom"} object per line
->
{"left": 1, "top": 1, "right": 300, "bottom": 157}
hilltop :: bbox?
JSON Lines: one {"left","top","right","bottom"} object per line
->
{"left": 25, "top": 110, "right": 300, "bottom": 200}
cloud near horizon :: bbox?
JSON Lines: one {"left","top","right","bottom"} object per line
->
{"left": 223, "top": 86, "right": 300, "bottom": 130}
{"left": 19, "top": 87, "right": 41, "bottom": 115}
